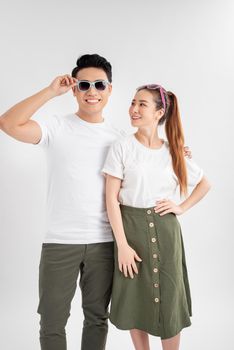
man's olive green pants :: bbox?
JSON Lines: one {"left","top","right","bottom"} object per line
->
{"left": 37, "top": 242, "right": 114, "bottom": 350}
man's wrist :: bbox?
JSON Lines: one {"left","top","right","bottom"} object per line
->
{"left": 44, "top": 86, "right": 58, "bottom": 99}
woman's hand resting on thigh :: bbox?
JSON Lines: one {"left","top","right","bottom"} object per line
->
{"left": 118, "top": 244, "right": 142, "bottom": 279}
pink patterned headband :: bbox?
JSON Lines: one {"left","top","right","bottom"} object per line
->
{"left": 136, "top": 84, "right": 167, "bottom": 111}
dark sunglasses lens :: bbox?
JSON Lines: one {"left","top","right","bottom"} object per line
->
{"left": 95, "top": 81, "right": 107, "bottom": 90}
{"left": 78, "top": 82, "right": 90, "bottom": 91}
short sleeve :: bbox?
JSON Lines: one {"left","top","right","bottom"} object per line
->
{"left": 119, "top": 129, "right": 128, "bottom": 137}
{"left": 33, "top": 115, "right": 62, "bottom": 147}
{"left": 102, "top": 141, "right": 124, "bottom": 180}
{"left": 185, "top": 157, "right": 204, "bottom": 187}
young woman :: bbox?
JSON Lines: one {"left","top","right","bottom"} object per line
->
{"left": 102, "top": 84, "right": 211, "bottom": 350}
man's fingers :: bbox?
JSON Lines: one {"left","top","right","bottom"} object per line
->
{"left": 61, "top": 76, "right": 69, "bottom": 86}
{"left": 184, "top": 145, "right": 192, "bottom": 158}
{"left": 187, "top": 151, "right": 192, "bottom": 159}
{"left": 60, "top": 75, "right": 74, "bottom": 87}
{"left": 60, "top": 78, "right": 66, "bottom": 86}
{"left": 184, "top": 150, "right": 191, "bottom": 157}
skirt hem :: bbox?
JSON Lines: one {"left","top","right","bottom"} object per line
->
{"left": 109, "top": 317, "right": 192, "bottom": 339}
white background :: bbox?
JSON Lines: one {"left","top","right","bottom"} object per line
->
{"left": 0, "top": 0, "right": 233, "bottom": 349}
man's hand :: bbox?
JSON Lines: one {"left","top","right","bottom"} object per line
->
{"left": 184, "top": 146, "right": 192, "bottom": 158}
{"left": 48, "top": 75, "right": 78, "bottom": 97}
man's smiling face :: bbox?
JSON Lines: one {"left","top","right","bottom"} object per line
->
{"left": 73, "top": 67, "right": 112, "bottom": 118}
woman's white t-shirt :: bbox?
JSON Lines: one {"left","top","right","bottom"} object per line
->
{"left": 102, "top": 134, "right": 203, "bottom": 208}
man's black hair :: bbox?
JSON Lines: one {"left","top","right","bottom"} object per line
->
{"left": 72, "top": 54, "right": 112, "bottom": 83}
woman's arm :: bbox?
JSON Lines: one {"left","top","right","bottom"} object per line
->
{"left": 154, "top": 176, "right": 211, "bottom": 216}
{"left": 106, "top": 174, "right": 142, "bottom": 278}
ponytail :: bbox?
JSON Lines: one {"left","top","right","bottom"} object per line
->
{"left": 136, "top": 85, "right": 188, "bottom": 197}
{"left": 165, "top": 92, "right": 188, "bottom": 197}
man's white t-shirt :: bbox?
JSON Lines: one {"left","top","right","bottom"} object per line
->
{"left": 35, "top": 113, "right": 125, "bottom": 244}
{"left": 102, "top": 134, "right": 204, "bottom": 208}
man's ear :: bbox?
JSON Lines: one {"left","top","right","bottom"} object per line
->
{"left": 72, "top": 86, "right": 76, "bottom": 96}
{"left": 108, "top": 84, "right": 112, "bottom": 95}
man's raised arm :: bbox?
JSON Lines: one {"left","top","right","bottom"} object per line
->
{"left": 0, "top": 75, "right": 77, "bottom": 144}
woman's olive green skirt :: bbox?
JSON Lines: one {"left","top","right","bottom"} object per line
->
{"left": 109, "top": 204, "right": 192, "bottom": 339}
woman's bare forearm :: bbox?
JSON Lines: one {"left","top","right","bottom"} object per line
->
{"left": 180, "top": 176, "right": 211, "bottom": 212}
{"left": 106, "top": 196, "right": 128, "bottom": 248}
{"left": 106, "top": 175, "right": 142, "bottom": 277}
{"left": 106, "top": 175, "right": 129, "bottom": 248}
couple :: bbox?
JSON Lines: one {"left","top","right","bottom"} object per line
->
{"left": 0, "top": 54, "right": 210, "bottom": 350}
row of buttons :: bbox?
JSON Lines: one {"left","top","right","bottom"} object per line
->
{"left": 147, "top": 209, "right": 160, "bottom": 304}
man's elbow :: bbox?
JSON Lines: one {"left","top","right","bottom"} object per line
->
{"left": 0, "top": 117, "right": 7, "bottom": 132}
{"left": 0, "top": 117, "right": 15, "bottom": 135}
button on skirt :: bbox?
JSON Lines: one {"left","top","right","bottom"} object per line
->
{"left": 109, "top": 204, "right": 192, "bottom": 339}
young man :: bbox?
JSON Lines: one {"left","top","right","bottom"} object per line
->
{"left": 0, "top": 54, "right": 191, "bottom": 350}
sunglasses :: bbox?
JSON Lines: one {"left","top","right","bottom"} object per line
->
{"left": 76, "top": 80, "right": 110, "bottom": 92}
{"left": 137, "top": 84, "right": 166, "bottom": 111}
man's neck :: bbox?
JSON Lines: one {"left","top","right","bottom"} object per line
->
{"left": 76, "top": 110, "right": 104, "bottom": 124}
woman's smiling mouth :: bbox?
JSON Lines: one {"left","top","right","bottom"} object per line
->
{"left": 131, "top": 115, "right": 142, "bottom": 120}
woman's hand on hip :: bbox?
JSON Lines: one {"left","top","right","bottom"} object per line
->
{"left": 154, "top": 199, "right": 185, "bottom": 216}
{"left": 118, "top": 244, "right": 142, "bottom": 279}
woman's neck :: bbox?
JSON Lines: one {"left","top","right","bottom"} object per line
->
{"left": 135, "top": 129, "right": 163, "bottom": 149}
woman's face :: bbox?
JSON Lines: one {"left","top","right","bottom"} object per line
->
{"left": 129, "top": 89, "right": 164, "bottom": 128}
